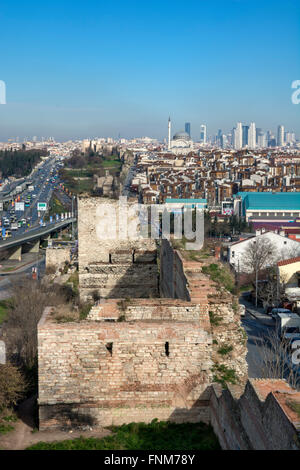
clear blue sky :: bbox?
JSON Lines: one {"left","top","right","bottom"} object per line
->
{"left": 0, "top": 0, "right": 299, "bottom": 141}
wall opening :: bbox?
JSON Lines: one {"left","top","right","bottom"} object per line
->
{"left": 106, "top": 342, "right": 113, "bottom": 355}
{"left": 165, "top": 341, "right": 169, "bottom": 357}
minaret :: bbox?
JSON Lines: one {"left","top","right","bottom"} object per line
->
{"left": 168, "top": 116, "right": 171, "bottom": 150}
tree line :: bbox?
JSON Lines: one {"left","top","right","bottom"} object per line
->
{"left": 0, "top": 148, "right": 48, "bottom": 178}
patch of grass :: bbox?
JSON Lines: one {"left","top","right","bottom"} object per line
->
{"left": 287, "top": 400, "right": 300, "bottom": 418}
{"left": 217, "top": 344, "right": 233, "bottom": 356}
{"left": 79, "top": 302, "right": 92, "bottom": 320}
{"left": 209, "top": 310, "right": 222, "bottom": 326}
{"left": 202, "top": 263, "right": 235, "bottom": 294}
{"left": 0, "top": 423, "right": 14, "bottom": 434}
{"left": 0, "top": 299, "right": 11, "bottom": 324}
{"left": 212, "top": 364, "right": 238, "bottom": 388}
{"left": 26, "top": 420, "right": 220, "bottom": 450}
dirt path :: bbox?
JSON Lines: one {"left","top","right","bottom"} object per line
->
{"left": 0, "top": 397, "right": 111, "bottom": 450}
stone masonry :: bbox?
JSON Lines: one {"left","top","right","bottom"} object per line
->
{"left": 78, "top": 197, "right": 158, "bottom": 300}
{"left": 38, "top": 301, "right": 212, "bottom": 430}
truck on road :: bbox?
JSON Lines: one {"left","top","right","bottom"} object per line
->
{"left": 276, "top": 313, "right": 300, "bottom": 343}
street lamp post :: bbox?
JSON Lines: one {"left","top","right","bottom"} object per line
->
{"left": 255, "top": 262, "right": 258, "bottom": 308}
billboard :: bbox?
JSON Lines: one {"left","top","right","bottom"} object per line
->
{"left": 15, "top": 202, "right": 25, "bottom": 211}
{"left": 37, "top": 202, "right": 47, "bottom": 211}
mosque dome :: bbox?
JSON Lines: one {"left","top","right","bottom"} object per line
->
{"left": 173, "top": 131, "right": 191, "bottom": 141}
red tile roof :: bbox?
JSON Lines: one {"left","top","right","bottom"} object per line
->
{"left": 277, "top": 256, "right": 300, "bottom": 267}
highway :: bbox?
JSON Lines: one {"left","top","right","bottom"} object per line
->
{"left": 0, "top": 156, "right": 73, "bottom": 245}
{"left": 0, "top": 217, "right": 76, "bottom": 250}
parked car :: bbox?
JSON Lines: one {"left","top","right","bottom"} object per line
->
{"left": 239, "top": 304, "right": 246, "bottom": 316}
{"left": 271, "top": 308, "right": 292, "bottom": 320}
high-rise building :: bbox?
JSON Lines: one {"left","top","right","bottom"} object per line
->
{"left": 242, "top": 125, "right": 249, "bottom": 147}
{"left": 277, "top": 125, "right": 285, "bottom": 147}
{"left": 168, "top": 117, "right": 171, "bottom": 150}
{"left": 257, "top": 132, "right": 266, "bottom": 148}
{"left": 233, "top": 122, "right": 243, "bottom": 150}
{"left": 200, "top": 124, "right": 207, "bottom": 144}
{"left": 217, "top": 129, "right": 223, "bottom": 148}
{"left": 285, "top": 131, "right": 296, "bottom": 144}
{"left": 248, "top": 122, "right": 256, "bottom": 149}
{"left": 185, "top": 122, "right": 191, "bottom": 137}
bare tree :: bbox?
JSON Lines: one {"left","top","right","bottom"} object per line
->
{"left": 4, "top": 278, "right": 67, "bottom": 370}
{"left": 243, "top": 237, "right": 276, "bottom": 307}
{"left": 257, "top": 267, "right": 286, "bottom": 311}
{"left": 254, "top": 330, "right": 300, "bottom": 390}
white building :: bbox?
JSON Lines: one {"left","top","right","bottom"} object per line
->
{"left": 228, "top": 232, "right": 300, "bottom": 273}
{"left": 277, "top": 125, "right": 285, "bottom": 147}
{"left": 233, "top": 122, "right": 243, "bottom": 150}
{"left": 248, "top": 122, "right": 256, "bottom": 150}
{"left": 200, "top": 124, "right": 207, "bottom": 144}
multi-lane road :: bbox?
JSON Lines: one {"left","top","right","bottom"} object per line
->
{"left": 0, "top": 157, "right": 70, "bottom": 241}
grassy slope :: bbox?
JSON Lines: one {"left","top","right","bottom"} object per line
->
{"left": 27, "top": 421, "right": 220, "bottom": 450}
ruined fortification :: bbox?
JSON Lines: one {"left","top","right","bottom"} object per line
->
{"left": 38, "top": 197, "right": 250, "bottom": 432}
{"left": 78, "top": 197, "right": 158, "bottom": 300}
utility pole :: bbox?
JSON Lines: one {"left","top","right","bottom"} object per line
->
{"left": 255, "top": 262, "right": 258, "bottom": 308}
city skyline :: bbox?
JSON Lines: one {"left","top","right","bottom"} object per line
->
{"left": 0, "top": 0, "right": 299, "bottom": 140}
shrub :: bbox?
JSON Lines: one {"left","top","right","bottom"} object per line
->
{"left": 209, "top": 310, "right": 222, "bottom": 326}
{"left": 202, "top": 263, "right": 235, "bottom": 293}
{"left": 217, "top": 344, "right": 233, "bottom": 356}
{"left": 212, "top": 364, "right": 237, "bottom": 388}
{"left": 0, "top": 363, "right": 26, "bottom": 410}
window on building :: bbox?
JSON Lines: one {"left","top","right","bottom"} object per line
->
{"left": 165, "top": 342, "right": 169, "bottom": 357}
{"left": 106, "top": 342, "right": 113, "bottom": 355}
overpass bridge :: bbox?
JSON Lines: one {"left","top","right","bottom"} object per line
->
{"left": 0, "top": 218, "right": 76, "bottom": 259}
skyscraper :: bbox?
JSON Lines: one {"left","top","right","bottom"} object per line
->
{"left": 233, "top": 122, "right": 242, "bottom": 150}
{"left": 217, "top": 129, "right": 223, "bottom": 148}
{"left": 242, "top": 125, "right": 249, "bottom": 147}
{"left": 248, "top": 122, "right": 256, "bottom": 149}
{"left": 168, "top": 117, "right": 171, "bottom": 150}
{"left": 200, "top": 124, "right": 207, "bottom": 144}
{"left": 185, "top": 122, "right": 191, "bottom": 137}
{"left": 277, "top": 125, "right": 285, "bottom": 147}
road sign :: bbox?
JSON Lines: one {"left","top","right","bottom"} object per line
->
{"left": 50, "top": 216, "right": 53, "bottom": 223}
{"left": 2, "top": 228, "right": 6, "bottom": 238}
{"left": 15, "top": 202, "right": 25, "bottom": 211}
{"left": 37, "top": 202, "right": 47, "bottom": 211}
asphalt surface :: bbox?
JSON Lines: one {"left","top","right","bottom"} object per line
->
{"left": 0, "top": 157, "right": 72, "bottom": 241}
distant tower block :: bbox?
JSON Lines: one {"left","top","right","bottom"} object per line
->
{"left": 168, "top": 117, "right": 171, "bottom": 150}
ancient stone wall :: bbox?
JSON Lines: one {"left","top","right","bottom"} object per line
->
{"left": 45, "top": 247, "right": 71, "bottom": 271}
{"left": 38, "top": 304, "right": 212, "bottom": 430}
{"left": 78, "top": 197, "right": 158, "bottom": 300}
{"left": 160, "top": 239, "right": 248, "bottom": 385}
{"left": 210, "top": 379, "right": 300, "bottom": 450}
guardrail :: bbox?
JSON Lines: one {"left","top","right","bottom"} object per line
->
{"left": 0, "top": 217, "right": 76, "bottom": 250}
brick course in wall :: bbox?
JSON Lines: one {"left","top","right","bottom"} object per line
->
{"left": 38, "top": 303, "right": 212, "bottom": 430}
